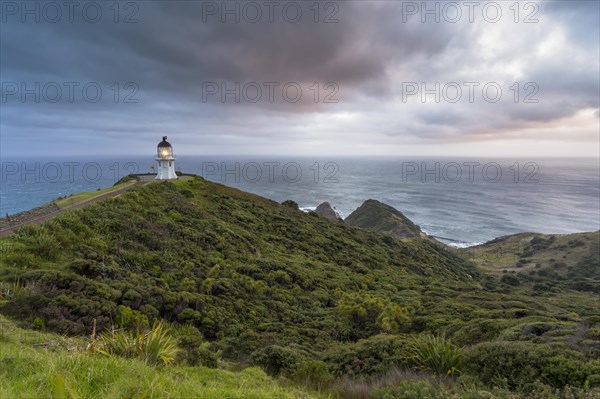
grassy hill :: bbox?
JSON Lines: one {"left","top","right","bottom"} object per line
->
{"left": 461, "top": 231, "right": 600, "bottom": 293}
{"left": 0, "top": 176, "right": 599, "bottom": 398}
{"left": 0, "top": 178, "right": 476, "bottom": 340}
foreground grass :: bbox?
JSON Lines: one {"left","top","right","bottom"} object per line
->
{"left": 0, "top": 316, "right": 313, "bottom": 399}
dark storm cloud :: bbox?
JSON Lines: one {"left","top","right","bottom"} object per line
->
{"left": 1, "top": 2, "right": 457, "bottom": 97}
{"left": 0, "top": 0, "right": 598, "bottom": 156}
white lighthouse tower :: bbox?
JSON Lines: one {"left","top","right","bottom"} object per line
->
{"left": 155, "top": 136, "right": 178, "bottom": 180}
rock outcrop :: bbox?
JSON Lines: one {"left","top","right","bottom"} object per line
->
{"left": 314, "top": 202, "right": 340, "bottom": 220}
{"left": 345, "top": 199, "right": 422, "bottom": 239}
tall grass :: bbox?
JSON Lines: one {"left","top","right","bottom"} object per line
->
{"left": 52, "top": 374, "right": 80, "bottom": 399}
{"left": 333, "top": 367, "right": 422, "bottom": 399}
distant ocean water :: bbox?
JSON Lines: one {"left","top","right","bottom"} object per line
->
{"left": 1, "top": 156, "right": 599, "bottom": 247}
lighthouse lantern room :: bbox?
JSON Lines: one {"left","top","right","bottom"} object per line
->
{"left": 155, "top": 136, "right": 178, "bottom": 180}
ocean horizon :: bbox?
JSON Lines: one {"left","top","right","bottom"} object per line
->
{"left": 2, "top": 156, "right": 598, "bottom": 247}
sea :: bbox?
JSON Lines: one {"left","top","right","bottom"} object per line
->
{"left": 1, "top": 156, "right": 599, "bottom": 247}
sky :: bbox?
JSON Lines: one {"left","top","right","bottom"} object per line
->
{"left": 1, "top": 0, "right": 599, "bottom": 158}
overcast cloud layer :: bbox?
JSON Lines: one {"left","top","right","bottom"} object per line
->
{"left": 1, "top": 0, "right": 599, "bottom": 157}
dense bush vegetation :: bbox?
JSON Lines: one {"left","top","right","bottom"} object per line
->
{"left": 463, "top": 341, "right": 600, "bottom": 391}
{"left": 324, "top": 334, "right": 412, "bottom": 377}
{"left": 0, "top": 177, "right": 598, "bottom": 397}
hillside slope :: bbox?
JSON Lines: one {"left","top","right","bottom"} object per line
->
{"left": 0, "top": 177, "right": 599, "bottom": 396}
{"left": 0, "top": 177, "right": 475, "bottom": 344}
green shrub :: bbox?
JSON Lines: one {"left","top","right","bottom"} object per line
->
{"left": 96, "top": 322, "right": 180, "bottom": 366}
{"left": 584, "top": 316, "right": 600, "bottom": 327}
{"left": 142, "top": 322, "right": 181, "bottom": 366}
{"left": 175, "top": 326, "right": 218, "bottom": 367}
{"left": 586, "top": 328, "right": 600, "bottom": 340}
{"left": 97, "top": 329, "right": 139, "bottom": 359}
{"left": 116, "top": 305, "right": 149, "bottom": 331}
{"left": 177, "top": 308, "right": 202, "bottom": 324}
{"left": 251, "top": 345, "right": 302, "bottom": 376}
{"left": 463, "top": 341, "right": 599, "bottom": 390}
{"left": 335, "top": 294, "right": 411, "bottom": 339}
{"left": 324, "top": 334, "right": 412, "bottom": 377}
{"left": 500, "top": 274, "right": 520, "bottom": 287}
{"left": 33, "top": 317, "right": 46, "bottom": 330}
{"left": 410, "top": 334, "right": 461, "bottom": 378}
{"left": 186, "top": 344, "right": 219, "bottom": 368}
{"left": 281, "top": 200, "right": 298, "bottom": 209}
{"left": 451, "top": 319, "right": 512, "bottom": 346}
{"left": 542, "top": 355, "right": 600, "bottom": 389}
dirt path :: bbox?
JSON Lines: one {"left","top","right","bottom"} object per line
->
{"left": 0, "top": 179, "right": 151, "bottom": 238}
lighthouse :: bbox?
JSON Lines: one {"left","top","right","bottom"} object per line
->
{"left": 155, "top": 136, "right": 178, "bottom": 180}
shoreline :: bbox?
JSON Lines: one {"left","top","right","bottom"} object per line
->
{"left": 1, "top": 173, "right": 598, "bottom": 245}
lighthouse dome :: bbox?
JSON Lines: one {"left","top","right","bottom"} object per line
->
{"left": 157, "top": 136, "right": 174, "bottom": 158}
{"left": 158, "top": 136, "right": 172, "bottom": 148}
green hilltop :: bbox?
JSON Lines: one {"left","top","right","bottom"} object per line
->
{"left": 463, "top": 231, "right": 599, "bottom": 293}
{"left": 0, "top": 176, "right": 599, "bottom": 398}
